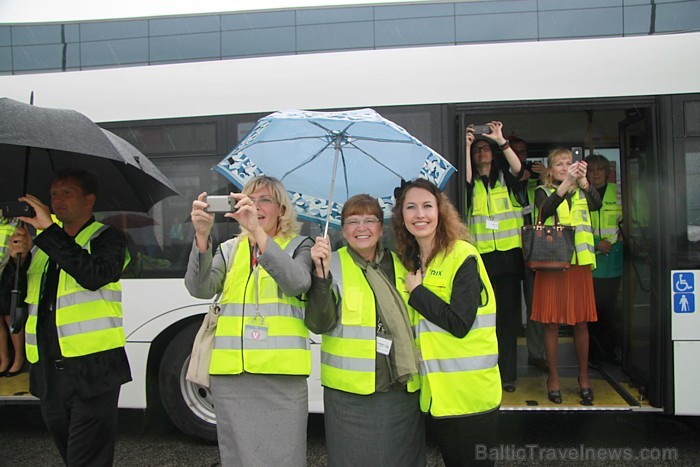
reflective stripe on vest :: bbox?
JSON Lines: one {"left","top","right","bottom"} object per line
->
{"left": 405, "top": 240, "right": 501, "bottom": 417}
{"left": 0, "top": 221, "right": 17, "bottom": 260}
{"left": 320, "top": 248, "right": 418, "bottom": 395}
{"left": 210, "top": 235, "right": 311, "bottom": 376}
{"left": 591, "top": 184, "right": 622, "bottom": 243}
{"left": 24, "top": 222, "right": 128, "bottom": 362}
{"left": 541, "top": 187, "right": 596, "bottom": 267}
{"left": 468, "top": 178, "right": 521, "bottom": 254}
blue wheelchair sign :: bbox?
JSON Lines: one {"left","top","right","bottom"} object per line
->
{"left": 673, "top": 272, "right": 694, "bottom": 293}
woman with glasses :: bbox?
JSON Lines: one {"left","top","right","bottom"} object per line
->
{"left": 391, "top": 178, "right": 500, "bottom": 467}
{"left": 185, "top": 175, "right": 313, "bottom": 466}
{"left": 465, "top": 121, "right": 526, "bottom": 393}
{"left": 306, "top": 194, "right": 425, "bottom": 466}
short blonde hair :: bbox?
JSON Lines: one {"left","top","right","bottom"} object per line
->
{"left": 241, "top": 175, "right": 300, "bottom": 239}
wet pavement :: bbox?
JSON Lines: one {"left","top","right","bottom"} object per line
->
{"left": 1, "top": 403, "right": 698, "bottom": 466}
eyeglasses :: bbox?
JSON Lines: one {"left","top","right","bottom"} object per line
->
{"left": 249, "top": 196, "right": 276, "bottom": 207}
{"left": 473, "top": 146, "right": 491, "bottom": 154}
{"left": 344, "top": 217, "right": 381, "bottom": 228}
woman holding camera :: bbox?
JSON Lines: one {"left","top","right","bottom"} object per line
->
{"left": 465, "top": 121, "right": 525, "bottom": 393}
{"left": 185, "top": 175, "right": 313, "bottom": 466}
{"left": 532, "top": 148, "right": 601, "bottom": 404}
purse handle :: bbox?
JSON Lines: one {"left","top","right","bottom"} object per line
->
{"left": 534, "top": 187, "right": 561, "bottom": 227}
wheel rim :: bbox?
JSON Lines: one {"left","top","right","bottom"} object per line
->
{"left": 179, "top": 356, "right": 216, "bottom": 424}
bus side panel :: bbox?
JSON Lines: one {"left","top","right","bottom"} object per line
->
{"left": 120, "top": 342, "right": 150, "bottom": 409}
{"left": 674, "top": 341, "right": 700, "bottom": 415}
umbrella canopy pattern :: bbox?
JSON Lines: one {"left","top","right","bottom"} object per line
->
{"left": 215, "top": 108, "right": 455, "bottom": 228}
{"left": 0, "top": 97, "right": 178, "bottom": 212}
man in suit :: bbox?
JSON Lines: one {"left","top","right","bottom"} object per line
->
{"left": 9, "top": 169, "right": 131, "bottom": 466}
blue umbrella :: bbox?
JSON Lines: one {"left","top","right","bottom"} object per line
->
{"left": 214, "top": 108, "right": 455, "bottom": 233}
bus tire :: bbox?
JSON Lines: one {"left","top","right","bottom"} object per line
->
{"left": 158, "top": 321, "right": 218, "bottom": 444}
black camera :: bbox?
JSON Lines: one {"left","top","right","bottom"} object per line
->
{"left": 0, "top": 201, "right": 36, "bottom": 218}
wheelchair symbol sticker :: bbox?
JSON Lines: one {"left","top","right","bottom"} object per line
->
{"left": 673, "top": 273, "right": 694, "bottom": 293}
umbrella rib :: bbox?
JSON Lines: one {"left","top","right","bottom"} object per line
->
{"left": 347, "top": 141, "right": 408, "bottom": 179}
{"left": 280, "top": 139, "right": 335, "bottom": 181}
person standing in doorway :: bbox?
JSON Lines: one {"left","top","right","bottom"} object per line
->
{"left": 9, "top": 169, "right": 132, "bottom": 466}
{"left": 531, "top": 149, "right": 601, "bottom": 404}
{"left": 465, "top": 122, "right": 525, "bottom": 392}
{"left": 586, "top": 154, "right": 623, "bottom": 366}
{"left": 509, "top": 136, "right": 547, "bottom": 372}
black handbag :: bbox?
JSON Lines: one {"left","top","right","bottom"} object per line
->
{"left": 521, "top": 211, "right": 575, "bottom": 271}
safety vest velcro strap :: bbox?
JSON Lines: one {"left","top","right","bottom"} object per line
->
{"left": 420, "top": 353, "right": 499, "bottom": 375}
{"left": 56, "top": 289, "right": 122, "bottom": 308}
{"left": 57, "top": 316, "right": 124, "bottom": 338}
{"left": 213, "top": 335, "right": 310, "bottom": 350}
{"left": 321, "top": 351, "right": 375, "bottom": 373}
{"left": 326, "top": 323, "right": 375, "bottom": 340}
{"left": 219, "top": 302, "right": 304, "bottom": 319}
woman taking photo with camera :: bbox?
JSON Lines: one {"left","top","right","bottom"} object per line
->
{"left": 532, "top": 148, "right": 601, "bottom": 405}
{"left": 185, "top": 175, "right": 313, "bottom": 466}
{"left": 392, "top": 178, "right": 500, "bottom": 467}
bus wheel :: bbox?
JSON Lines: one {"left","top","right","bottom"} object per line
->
{"left": 158, "top": 321, "right": 218, "bottom": 444}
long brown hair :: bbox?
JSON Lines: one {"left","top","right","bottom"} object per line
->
{"left": 390, "top": 178, "right": 470, "bottom": 270}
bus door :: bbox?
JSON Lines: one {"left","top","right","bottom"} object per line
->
{"left": 619, "top": 107, "right": 664, "bottom": 408}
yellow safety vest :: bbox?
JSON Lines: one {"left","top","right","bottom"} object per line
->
{"left": 209, "top": 235, "right": 311, "bottom": 376}
{"left": 405, "top": 240, "right": 501, "bottom": 417}
{"left": 25, "top": 222, "right": 129, "bottom": 362}
{"left": 321, "top": 247, "right": 419, "bottom": 395}
{"left": 468, "top": 177, "right": 521, "bottom": 253}
{"left": 591, "top": 184, "right": 622, "bottom": 244}
{"left": 0, "top": 220, "right": 17, "bottom": 261}
{"left": 592, "top": 183, "right": 623, "bottom": 278}
{"left": 540, "top": 187, "right": 597, "bottom": 268}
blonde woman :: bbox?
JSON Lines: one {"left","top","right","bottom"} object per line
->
{"left": 186, "top": 175, "right": 313, "bottom": 466}
{"left": 532, "top": 148, "right": 601, "bottom": 405}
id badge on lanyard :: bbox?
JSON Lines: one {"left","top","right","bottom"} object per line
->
{"left": 244, "top": 313, "right": 268, "bottom": 341}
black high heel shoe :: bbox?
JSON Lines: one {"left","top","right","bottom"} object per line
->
{"left": 546, "top": 379, "right": 562, "bottom": 404}
{"left": 578, "top": 378, "right": 594, "bottom": 404}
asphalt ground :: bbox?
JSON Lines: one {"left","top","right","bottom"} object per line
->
{"left": 1, "top": 404, "right": 698, "bottom": 466}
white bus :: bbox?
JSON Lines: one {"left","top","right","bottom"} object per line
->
{"left": 2, "top": 0, "right": 700, "bottom": 443}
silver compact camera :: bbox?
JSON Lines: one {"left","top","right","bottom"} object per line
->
{"left": 205, "top": 195, "right": 237, "bottom": 213}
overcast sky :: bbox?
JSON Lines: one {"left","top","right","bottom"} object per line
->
{"left": 0, "top": 0, "right": 429, "bottom": 23}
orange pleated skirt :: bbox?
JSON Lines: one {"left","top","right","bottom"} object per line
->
{"left": 532, "top": 264, "right": 598, "bottom": 325}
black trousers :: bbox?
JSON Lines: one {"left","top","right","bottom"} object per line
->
{"left": 40, "top": 366, "right": 121, "bottom": 467}
{"left": 493, "top": 274, "right": 522, "bottom": 384}
{"left": 590, "top": 276, "right": 623, "bottom": 362}
{"left": 428, "top": 410, "right": 498, "bottom": 467}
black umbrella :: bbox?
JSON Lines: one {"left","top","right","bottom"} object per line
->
{"left": 0, "top": 97, "right": 179, "bottom": 211}
{"left": 0, "top": 97, "right": 180, "bottom": 334}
